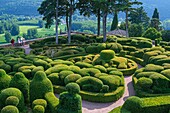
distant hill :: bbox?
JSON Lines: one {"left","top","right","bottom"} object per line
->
{"left": 0, "top": 0, "right": 43, "bottom": 16}
{"left": 0, "top": 0, "right": 170, "bottom": 20}
{"left": 139, "top": 0, "right": 170, "bottom": 20}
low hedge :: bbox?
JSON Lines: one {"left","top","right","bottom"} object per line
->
{"left": 1, "top": 105, "right": 19, "bottom": 113}
{"left": 53, "top": 85, "right": 125, "bottom": 103}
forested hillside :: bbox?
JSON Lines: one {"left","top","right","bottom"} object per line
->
{"left": 0, "top": 0, "right": 170, "bottom": 20}
{"left": 0, "top": 0, "right": 43, "bottom": 16}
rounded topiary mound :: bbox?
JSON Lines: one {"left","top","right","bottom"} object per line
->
{"left": 0, "top": 69, "right": 11, "bottom": 91}
{"left": 99, "top": 76, "right": 122, "bottom": 91}
{"left": 100, "top": 50, "right": 115, "bottom": 61}
{"left": 9, "top": 72, "right": 29, "bottom": 103}
{"left": 47, "top": 73, "right": 62, "bottom": 85}
{"left": 32, "top": 99, "right": 47, "bottom": 109}
{"left": 5, "top": 96, "right": 19, "bottom": 106}
{"left": 33, "top": 105, "right": 45, "bottom": 113}
{"left": 137, "top": 77, "right": 153, "bottom": 90}
{"left": 30, "top": 71, "right": 53, "bottom": 103}
{"left": 66, "top": 83, "right": 80, "bottom": 94}
{"left": 58, "top": 70, "right": 74, "bottom": 82}
{"left": 64, "top": 74, "right": 81, "bottom": 85}
{"left": 76, "top": 76, "right": 103, "bottom": 92}
{"left": 0, "top": 88, "right": 24, "bottom": 111}
{"left": 122, "top": 96, "right": 142, "bottom": 113}
{"left": 1, "top": 105, "right": 19, "bottom": 113}
{"left": 31, "top": 66, "right": 44, "bottom": 77}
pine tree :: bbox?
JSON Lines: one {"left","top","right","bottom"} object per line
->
{"left": 152, "top": 8, "right": 159, "bottom": 19}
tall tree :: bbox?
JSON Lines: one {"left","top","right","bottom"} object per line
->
{"left": 129, "top": 6, "right": 150, "bottom": 29}
{"left": 10, "top": 24, "right": 20, "bottom": 36}
{"left": 5, "top": 32, "right": 11, "bottom": 43}
{"left": 77, "top": 0, "right": 101, "bottom": 36}
{"left": 110, "top": 11, "right": 118, "bottom": 31}
{"left": 152, "top": 8, "right": 159, "bottom": 19}
{"left": 118, "top": 0, "right": 142, "bottom": 37}
{"left": 150, "top": 8, "right": 161, "bottom": 31}
{"left": 38, "top": 0, "right": 67, "bottom": 44}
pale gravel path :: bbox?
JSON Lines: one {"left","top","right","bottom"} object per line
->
{"left": 19, "top": 44, "right": 32, "bottom": 54}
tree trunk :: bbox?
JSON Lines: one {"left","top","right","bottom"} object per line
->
{"left": 66, "top": 14, "right": 69, "bottom": 36}
{"left": 55, "top": 0, "right": 59, "bottom": 44}
{"left": 103, "top": 12, "right": 107, "bottom": 42}
{"left": 97, "top": 9, "right": 100, "bottom": 36}
{"left": 125, "top": 10, "right": 129, "bottom": 37}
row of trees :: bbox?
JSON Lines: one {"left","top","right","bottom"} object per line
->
{"left": 38, "top": 0, "right": 142, "bottom": 44}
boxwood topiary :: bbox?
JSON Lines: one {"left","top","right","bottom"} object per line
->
{"left": 75, "top": 62, "right": 93, "bottom": 68}
{"left": 32, "top": 99, "right": 47, "bottom": 109}
{"left": 57, "top": 83, "right": 82, "bottom": 113}
{"left": 76, "top": 76, "right": 103, "bottom": 92}
{"left": 1, "top": 105, "right": 19, "bottom": 113}
{"left": 160, "top": 69, "right": 170, "bottom": 79}
{"left": 0, "top": 88, "right": 25, "bottom": 111}
{"left": 144, "top": 64, "right": 164, "bottom": 73}
{"left": 137, "top": 77, "right": 153, "bottom": 90}
{"left": 30, "top": 71, "right": 53, "bottom": 103}
{"left": 109, "top": 71, "right": 123, "bottom": 77}
{"left": 5, "top": 96, "right": 19, "bottom": 106}
{"left": 68, "top": 65, "right": 80, "bottom": 73}
{"left": 58, "top": 70, "right": 74, "bottom": 83}
{"left": 94, "top": 73, "right": 108, "bottom": 78}
{"left": 94, "top": 65, "right": 107, "bottom": 73}
{"left": 99, "top": 76, "right": 122, "bottom": 91}
{"left": 47, "top": 73, "right": 62, "bottom": 85}
{"left": 33, "top": 105, "right": 45, "bottom": 113}
{"left": 0, "top": 69, "right": 11, "bottom": 91}
{"left": 100, "top": 50, "right": 115, "bottom": 61}
{"left": 45, "top": 65, "right": 69, "bottom": 75}
{"left": 31, "top": 66, "right": 44, "bottom": 77}
{"left": 122, "top": 96, "right": 142, "bottom": 113}
{"left": 9, "top": 72, "right": 30, "bottom": 104}
{"left": 80, "top": 68, "right": 101, "bottom": 77}
{"left": 34, "top": 59, "right": 51, "bottom": 70}
{"left": 64, "top": 74, "right": 82, "bottom": 85}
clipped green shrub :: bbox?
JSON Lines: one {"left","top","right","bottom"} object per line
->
{"left": 31, "top": 66, "right": 44, "bottom": 77}
{"left": 138, "top": 40, "right": 152, "bottom": 48}
{"left": 57, "top": 84, "right": 82, "bottom": 113}
{"left": 34, "top": 59, "right": 51, "bottom": 70}
{"left": 58, "top": 70, "right": 74, "bottom": 83}
{"left": 32, "top": 99, "right": 47, "bottom": 109}
{"left": 143, "top": 52, "right": 159, "bottom": 64}
{"left": 144, "top": 64, "right": 164, "bottom": 72}
{"left": 135, "top": 72, "right": 158, "bottom": 79}
{"left": 66, "top": 83, "right": 80, "bottom": 94}
{"left": 80, "top": 68, "right": 101, "bottom": 77}
{"left": 0, "top": 69, "right": 11, "bottom": 91}
{"left": 0, "top": 61, "right": 11, "bottom": 73}
{"left": 137, "top": 77, "right": 153, "bottom": 90}
{"left": 100, "top": 50, "right": 115, "bottom": 61}
{"left": 122, "top": 96, "right": 142, "bottom": 113}
{"left": 1, "top": 105, "right": 19, "bottom": 113}
{"left": 75, "top": 62, "right": 93, "bottom": 68}
{"left": 161, "top": 69, "right": 170, "bottom": 79}
{"left": 0, "top": 88, "right": 25, "bottom": 111}
{"left": 9, "top": 72, "right": 29, "bottom": 103}
{"left": 64, "top": 74, "right": 82, "bottom": 85}
{"left": 68, "top": 65, "right": 81, "bottom": 73}
{"left": 45, "top": 65, "right": 69, "bottom": 75}
{"left": 99, "top": 76, "right": 122, "bottom": 91}
{"left": 44, "top": 92, "right": 59, "bottom": 113}
{"left": 86, "top": 46, "right": 98, "bottom": 54}
{"left": 5, "top": 96, "right": 19, "bottom": 106}
{"left": 109, "top": 71, "right": 123, "bottom": 77}
{"left": 13, "top": 63, "right": 32, "bottom": 72}
{"left": 106, "top": 43, "right": 123, "bottom": 53}
{"left": 94, "top": 73, "right": 108, "bottom": 78}
{"left": 76, "top": 76, "right": 103, "bottom": 92}
{"left": 149, "top": 73, "right": 169, "bottom": 89}
{"left": 123, "top": 46, "right": 136, "bottom": 52}
{"left": 148, "top": 55, "right": 168, "bottom": 64}
{"left": 30, "top": 71, "right": 53, "bottom": 103}
{"left": 33, "top": 105, "right": 45, "bottom": 113}
{"left": 47, "top": 73, "right": 62, "bottom": 85}
{"left": 94, "top": 65, "right": 107, "bottom": 73}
